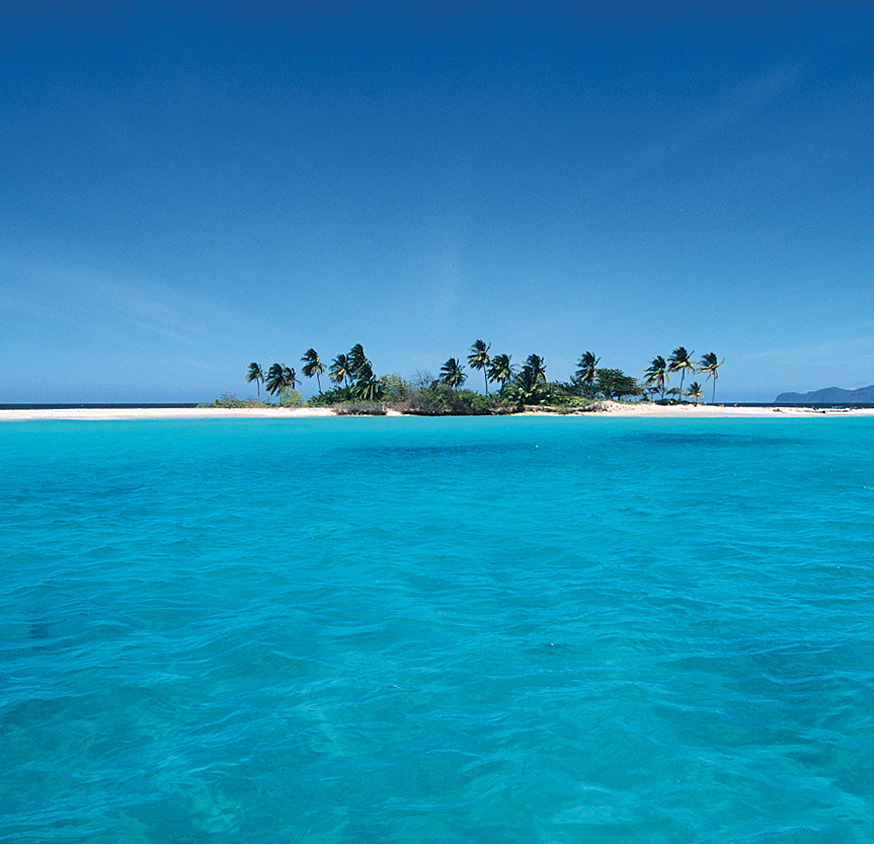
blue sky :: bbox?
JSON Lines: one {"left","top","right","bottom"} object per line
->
{"left": 2, "top": 1, "right": 872, "bottom": 403}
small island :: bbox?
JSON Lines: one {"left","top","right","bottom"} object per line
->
{"left": 217, "top": 342, "right": 725, "bottom": 416}
{"left": 4, "top": 344, "right": 871, "bottom": 421}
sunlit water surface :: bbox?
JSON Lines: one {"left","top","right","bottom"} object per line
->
{"left": 2, "top": 416, "right": 873, "bottom": 843}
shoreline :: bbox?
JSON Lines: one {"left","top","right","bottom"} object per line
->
{"left": 1, "top": 403, "right": 873, "bottom": 421}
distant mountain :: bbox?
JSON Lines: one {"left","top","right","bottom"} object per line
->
{"left": 774, "top": 385, "right": 874, "bottom": 404}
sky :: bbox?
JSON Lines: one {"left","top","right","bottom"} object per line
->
{"left": 2, "top": 1, "right": 872, "bottom": 403}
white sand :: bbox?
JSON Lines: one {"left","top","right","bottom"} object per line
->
{"left": 1, "top": 403, "right": 871, "bottom": 422}
{"left": 0, "top": 406, "right": 337, "bottom": 421}
{"left": 562, "top": 401, "right": 874, "bottom": 418}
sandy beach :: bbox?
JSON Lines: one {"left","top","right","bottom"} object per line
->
{"left": 0, "top": 406, "right": 338, "bottom": 421}
{"left": 1, "top": 403, "right": 872, "bottom": 421}
{"left": 530, "top": 402, "right": 874, "bottom": 418}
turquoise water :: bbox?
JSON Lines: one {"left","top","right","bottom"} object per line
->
{"left": 2, "top": 416, "right": 873, "bottom": 843}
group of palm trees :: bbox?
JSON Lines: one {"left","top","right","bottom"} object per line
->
{"left": 247, "top": 344, "right": 385, "bottom": 403}
{"left": 644, "top": 349, "right": 724, "bottom": 403}
{"left": 243, "top": 362, "right": 298, "bottom": 402}
{"left": 438, "top": 343, "right": 724, "bottom": 404}
{"left": 246, "top": 342, "right": 724, "bottom": 406}
{"left": 437, "top": 342, "right": 539, "bottom": 394}
{"left": 324, "top": 344, "right": 386, "bottom": 400}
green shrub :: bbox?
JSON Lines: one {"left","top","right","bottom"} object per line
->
{"left": 453, "top": 389, "right": 491, "bottom": 414}
{"left": 198, "top": 393, "right": 270, "bottom": 408}
{"left": 278, "top": 388, "right": 303, "bottom": 407}
{"left": 380, "top": 373, "right": 413, "bottom": 404}
{"left": 307, "top": 386, "right": 354, "bottom": 406}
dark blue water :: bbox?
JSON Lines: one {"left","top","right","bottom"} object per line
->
{"left": 2, "top": 417, "right": 872, "bottom": 843}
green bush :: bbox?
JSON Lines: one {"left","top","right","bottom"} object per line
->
{"left": 454, "top": 389, "right": 491, "bottom": 414}
{"left": 198, "top": 393, "right": 270, "bottom": 408}
{"left": 278, "top": 388, "right": 303, "bottom": 407}
{"left": 380, "top": 373, "right": 413, "bottom": 404}
{"left": 399, "top": 384, "right": 492, "bottom": 415}
{"left": 307, "top": 386, "right": 354, "bottom": 406}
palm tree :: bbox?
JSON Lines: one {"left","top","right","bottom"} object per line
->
{"left": 697, "top": 352, "right": 724, "bottom": 404}
{"left": 355, "top": 375, "right": 385, "bottom": 401}
{"left": 506, "top": 367, "right": 550, "bottom": 410}
{"left": 468, "top": 339, "right": 491, "bottom": 396}
{"left": 265, "top": 363, "right": 287, "bottom": 403}
{"left": 575, "top": 351, "right": 600, "bottom": 389}
{"left": 329, "top": 354, "right": 352, "bottom": 387}
{"left": 488, "top": 354, "right": 515, "bottom": 387}
{"left": 667, "top": 347, "right": 695, "bottom": 403}
{"left": 348, "top": 344, "right": 369, "bottom": 377}
{"left": 282, "top": 366, "right": 300, "bottom": 404}
{"left": 301, "top": 348, "right": 326, "bottom": 394}
{"left": 439, "top": 358, "right": 467, "bottom": 389}
{"left": 644, "top": 355, "right": 670, "bottom": 400}
{"left": 355, "top": 359, "right": 374, "bottom": 381}
{"left": 523, "top": 354, "right": 547, "bottom": 382}
{"left": 246, "top": 362, "right": 264, "bottom": 400}
{"left": 686, "top": 382, "right": 703, "bottom": 404}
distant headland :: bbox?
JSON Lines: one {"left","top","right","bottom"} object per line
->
{"left": 774, "top": 385, "right": 874, "bottom": 404}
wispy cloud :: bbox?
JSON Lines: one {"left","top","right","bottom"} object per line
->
{"left": 734, "top": 329, "right": 874, "bottom": 384}
{"left": 595, "top": 62, "right": 806, "bottom": 189}
{"left": 0, "top": 250, "right": 253, "bottom": 351}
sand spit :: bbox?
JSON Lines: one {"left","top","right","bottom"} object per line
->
{"left": 0, "top": 407, "right": 337, "bottom": 421}
{"left": 543, "top": 401, "right": 874, "bottom": 418}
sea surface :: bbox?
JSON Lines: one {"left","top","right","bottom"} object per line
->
{"left": 1, "top": 416, "right": 872, "bottom": 843}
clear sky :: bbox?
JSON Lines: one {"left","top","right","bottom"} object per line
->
{"left": 2, "top": 1, "right": 872, "bottom": 403}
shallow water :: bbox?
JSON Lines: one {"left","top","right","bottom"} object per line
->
{"left": 2, "top": 417, "right": 873, "bottom": 843}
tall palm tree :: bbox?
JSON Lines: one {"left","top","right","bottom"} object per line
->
{"left": 329, "top": 354, "right": 352, "bottom": 387}
{"left": 697, "top": 352, "right": 724, "bottom": 404}
{"left": 488, "top": 354, "right": 515, "bottom": 387}
{"left": 686, "top": 382, "right": 703, "bottom": 404}
{"left": 301, "top": 348, "right": 326, "bottom": 394}
{"left": 246, "top": 362, "right": 264, "bottom": 399}
{"left": 468, "top": 339, "right": 491, "bottom": 396}
{"left": 348, "top": 344, "right": 369, "bottom": 377}
{"left": 283, "top": 366, "right": 299, "bottom": 388}
{"left": 439, "top": 358, "right": 467, "bottom": 389}
{"left": 355, "top": 360, "right": 374, "bottom": 382}
{"left": 644, "top": 355, "right": 670, "bottom": 400}
{"left": 523, "top": 354, "right": 547, "bottom": 382}
{"left": 667, "top": 347, "right": 695, "bottom": 403}
{"left": 575, "top": 351, "right": 600, "bottom": 391}
{"left": 282, "top": 367, "right": 300, "bottom": 404}
{"left": 265, "top": 363, "right": 287, "bottom": 403}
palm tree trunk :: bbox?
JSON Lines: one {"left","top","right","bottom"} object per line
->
{"left": 484, "top": 371, "right": 489, "bottom": 397}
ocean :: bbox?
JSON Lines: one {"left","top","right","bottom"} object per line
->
{"left": 2, "top": 416, "right": 872, "bottom": 843}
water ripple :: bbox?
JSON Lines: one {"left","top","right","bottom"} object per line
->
{"left": 1, "top": 417, "right": 873, "bottom": 842}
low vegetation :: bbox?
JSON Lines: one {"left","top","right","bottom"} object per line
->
{"left": 198, "top": 393, "right": 270, "bottom": 408}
